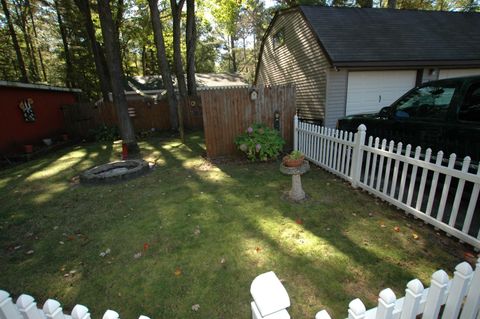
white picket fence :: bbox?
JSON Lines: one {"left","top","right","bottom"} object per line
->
{"left": 293, "top": 116, "right": 480, "bottom": 249}
{"left": 250, "top": 258, "right": 480, "bottom": 319}
{"left": 0, "top": 290, "right": 150, "bottom": 319}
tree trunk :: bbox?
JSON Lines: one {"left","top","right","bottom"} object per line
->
{"left": 170, "top": 0, "right": 187, "bottom": 98}
{"left": 97, "top": 0, "right": 139, "bottom": 155}
{"left": 54, "top": 0, "right": 74, "bottom": 87}
{"left": 148, "top": 0, "right": 179, "bottom": 131}
{"left": 170, "top": 0, "right": 186, "bottom": 141}
{"left": 186, "top": 0, "right": 196, "bottom": 96}
{"left": 14, "top": 3, "right": 39, "bottom": 81}
{"left": 74, "top": 0, "right": 111, "bottom": 101}
{"left": 230, "top": 35, "right": 237, "bottom": 73}
{"left": 1, "top": 0, "right": 28, "bottom": 82}
{"left": 387, "top": 0, "right": 396, "bottom": 8}
{"left": 114, "top": 0, "right": 124, "bottom": 38}
{"left": 26, "top": 0, "right": 47, "bottom": 81}
{"left": 141, "top": 45, "right": 147, "bottom": 75}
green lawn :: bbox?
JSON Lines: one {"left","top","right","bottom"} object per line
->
{"left": 0, "top": 132, "right": 467, "bottom": 319}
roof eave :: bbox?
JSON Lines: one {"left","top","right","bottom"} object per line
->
{"left": 332, "top": 60, "right": 480, "bottom": 69}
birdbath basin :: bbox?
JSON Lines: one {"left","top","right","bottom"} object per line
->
{"left": 280, "top": 160, "right": 310, "bottom": 201}
{"left": 80, "top": 160, "right": 150, "bottom": 184}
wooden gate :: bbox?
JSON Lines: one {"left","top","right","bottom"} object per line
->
{"left": 201, "top": 85, "right": 296, "bottom": 158}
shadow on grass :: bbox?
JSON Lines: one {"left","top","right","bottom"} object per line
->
{"left": 0, "top": 132, "right": 464, "bottom": 319}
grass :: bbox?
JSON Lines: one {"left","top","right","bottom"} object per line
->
{"left": 0, "top": 132, "right": 468, "bottom": 319}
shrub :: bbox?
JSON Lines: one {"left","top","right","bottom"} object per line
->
{"left": 235, "top": 123, "right": 285, "bottom": 161}
{"left": 90, "top": 125, "right": 120, "bottom": 142}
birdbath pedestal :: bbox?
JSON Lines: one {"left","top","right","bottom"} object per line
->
{"left": 280, "top": 161, "right": 310, "bottom": 201}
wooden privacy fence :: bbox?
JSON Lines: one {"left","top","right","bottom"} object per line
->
{"left": 201, "top": 85, "right": 296, "bottom": 158}
{"left": 250, "top": 259, "right": 480, "bottom": 319}
{"left": 294, "top": 116, "right": 480, "bottom": 249}
{"left": 62, "top": 98, "right": 203, "bottom": 139}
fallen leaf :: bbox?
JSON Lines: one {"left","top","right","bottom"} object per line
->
{"left": 295, "top": 218, "right": 303, "bottom": 225}
{"left": 380, "top": 222, "right": 386, "bottom": 228}
{"left": 255, "top": 247, "right": 261, "bottom": 253}
{"left": 133, "top": 252, "right": 142, "bottom": 259}
{"left": 26, "top": 250, "right": 34, "bottom": 255}
{"left": 194, "top": 226, "right": 201, "bottom": 236}
{"left": 191, "top": 304, "right": 200, "bottom": 311}
{"left": 394, "top": 226, "right": 400, "bottom": 232}
{"left": 174, "top": 268, "right": 182, "bottom": 277}
{"left": 412, "top": 233, "right": 419, "bottom": 240}
{"left": 220, "top": 258, "right": 226, "bottom": 264}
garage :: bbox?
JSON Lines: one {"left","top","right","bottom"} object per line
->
{"left": 345, "top": 70, "right": 417, "bottom": 116}
{"left": 439, "top": 68, "right": 480, "bottom": 80}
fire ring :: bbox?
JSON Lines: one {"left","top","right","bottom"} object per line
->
{"left": 80, "top": 160, "right": 150, "bottom": 184}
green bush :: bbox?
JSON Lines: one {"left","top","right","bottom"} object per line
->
{"left": 90, "top": 125, "right": 120, "bottom": 142}
{"left": 235, "top": 123, "right": 285, "bottom": 161}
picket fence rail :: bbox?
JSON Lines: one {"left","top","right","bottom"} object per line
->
{"left": 250, "top": 258, "right": 480, "bottom": 319}
{"left": 0, "top": 290, "right": 150, "bottom": 319}
{"left": 293, "top": 116, "right": 480, "bottom": 249}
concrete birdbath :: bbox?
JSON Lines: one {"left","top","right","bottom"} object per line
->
{"left": 280, "top": 160, "right": 310, "bottom": 201}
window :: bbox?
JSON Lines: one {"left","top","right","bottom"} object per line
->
{"left": 393, "top": 84, "right": 456, "bottom": 120}
{"left": 272, "top": 29, "right": 285, "bottom": 49}
{"left": 458, "top": 83, "right": 480, "bottom": 123}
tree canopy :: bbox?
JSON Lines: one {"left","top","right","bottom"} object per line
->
{"left": 0, "top": 0, "right": 478, "bottom": 99}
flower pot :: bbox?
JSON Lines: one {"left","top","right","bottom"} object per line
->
{"left": 24, "top": 144, "right": 33, "bottom": 153}
{"left": 283, "top": 156, "right": 305, "bottom": 167}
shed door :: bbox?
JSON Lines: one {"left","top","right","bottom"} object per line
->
{"left": 346, "top": 70, "right": 417, "bottom": 115}
{"left": 438, "top": 69, "right": 480, "bottom": 80}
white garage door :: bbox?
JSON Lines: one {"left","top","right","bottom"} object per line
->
{"left": 438, "top": 69, "right": 480, "bottom": 80}
{"left": 346, "top": 70, "right": 417, "bottom": 115}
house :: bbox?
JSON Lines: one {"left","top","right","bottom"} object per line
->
{"left": 255, "top": 6, "right": 480, "bottom": 127}
{"left": 122, "top": 73, "right": 248, "bottom": 101}
{"left": 0, "top": 81, "right": 80, "bottom": 154}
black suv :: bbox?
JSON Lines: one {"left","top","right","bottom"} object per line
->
{"left": 337, "top": 75, "right": 480, "bottom": 164}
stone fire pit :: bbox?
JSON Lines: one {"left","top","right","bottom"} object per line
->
{"left": 80, "top": 160, "right": 150, "bottom": 184}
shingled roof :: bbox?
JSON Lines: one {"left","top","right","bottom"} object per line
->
{"left": 298, "top": 6, "right": 480, "bottom": 67}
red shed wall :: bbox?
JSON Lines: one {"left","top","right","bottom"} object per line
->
{"left": 0, "top": 87, "right": 77, "bottom": 153}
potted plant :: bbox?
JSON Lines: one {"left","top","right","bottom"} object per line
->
{"left": 283, "top": 150, "right": 305, "bottom": 167}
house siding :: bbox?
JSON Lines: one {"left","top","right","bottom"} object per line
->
{"left": 324, "top": 69, "right": 348, "bottom": 128}
{"left": 257, "top": 11, "right": 330, "bottom": 122}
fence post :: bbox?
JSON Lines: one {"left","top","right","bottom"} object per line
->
{"left": 423, "top": 270, "right": 449, "bottom": 319}
{"left": 400, "top": 279, "right": 424, "bottom": 319}
{"left": 376, "top": 288, "right": 396, "bottom": 319}
{"left": 250, "top": 272, "right": 291, "bottom": 319}
{"left": 315, "top": 310, "right": 332, "bottom": 319}
{"left": 350, "top": 125, "right": 366, "bottom": 188}
{"left": 71, "top": 305, "right": 90, "bottom": 319}
{"left": 460, "top": 258, "right": 480, "bottom": 319}
{"left": 0, "top": 290, "right": 22, "bottom": 319}
{"left": 348, "top": 299, "right": 366, "bottom": 319}
{"left": 443, "top": 262, "right": 473, "bottom": 319}
{"left": 293, "top": 115, "right": 299, "bottom": 151}
{"left": 43, "top": 300, "right": 65, "bottom": 319}
{"left": 16, "top": 295, "right": 43, "bottom": 319}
